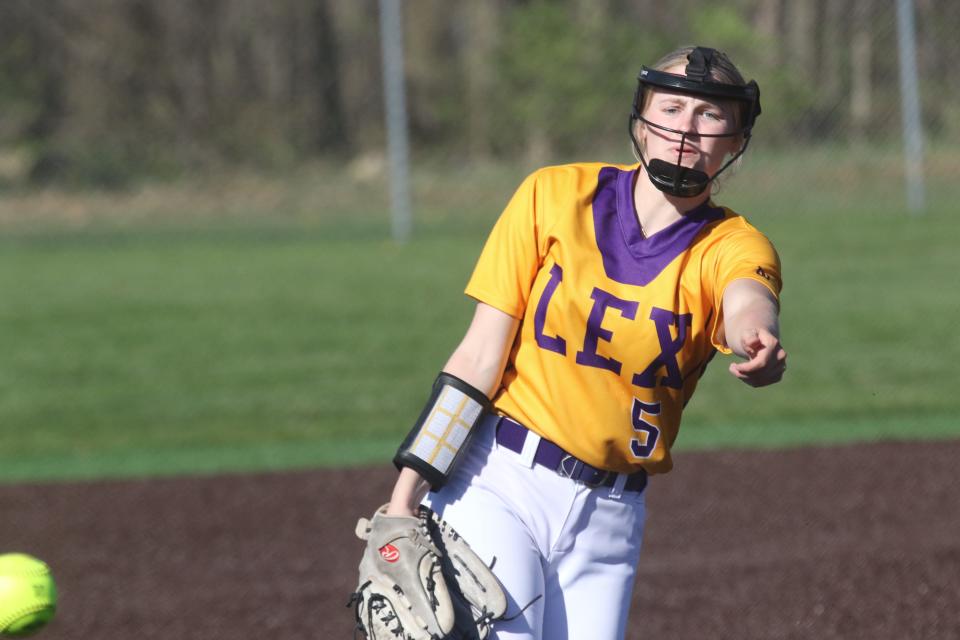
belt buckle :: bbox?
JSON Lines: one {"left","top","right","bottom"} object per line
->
{"left": 558, "top": 455, "right": 610, "bottom": 488}
{"left": 583, "top": 469, "right": 612, "bottom": 488}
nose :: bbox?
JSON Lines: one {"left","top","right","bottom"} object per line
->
{"left": 680, "top": 109, "right": 700, "bottom": 137}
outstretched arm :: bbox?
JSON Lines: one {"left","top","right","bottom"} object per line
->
{"left": 387, "top": 302, "right": 520, "bottom": 516}
{"left": 720, "top": 278, "right": 786, "bottom": 388}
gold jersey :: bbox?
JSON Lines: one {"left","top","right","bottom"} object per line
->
{"left": 465, "top": 163, "right": 782, "bottom": 475}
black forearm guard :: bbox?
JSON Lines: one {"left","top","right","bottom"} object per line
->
{"left": 393, "top": 372, "right": 491, "bottom": 490}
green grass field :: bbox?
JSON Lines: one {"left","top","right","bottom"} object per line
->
{"left": 1, "top": 147, "right": 958, "bottom": 482}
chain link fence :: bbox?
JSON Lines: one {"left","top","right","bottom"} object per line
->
{"left": 0, "top": 0, "right": 960, "bottom": 200}
{"left": 370, "top": 0, "right": 958, "bottom": 227}
{"left": 0, "top": 0, "right": 957, "bottom": 227}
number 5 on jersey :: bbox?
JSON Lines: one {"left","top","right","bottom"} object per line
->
{"left": 630, "top": 398, "right": 660, "bottom": 459}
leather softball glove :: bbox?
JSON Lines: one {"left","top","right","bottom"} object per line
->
{"left": 349, "top": 504, "right": 507, "bottom": 639}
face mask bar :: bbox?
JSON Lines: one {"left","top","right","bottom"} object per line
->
{"left": 629, "top": 110, "right": 754, "bottom": 198}
{"left": 628, "top": 47, "right": 762, "bottom": 198}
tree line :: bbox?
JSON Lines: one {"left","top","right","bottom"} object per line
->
{"left": 0, "top": 0, "right": 955, "bottom": 187}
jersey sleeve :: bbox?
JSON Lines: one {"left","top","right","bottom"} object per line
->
{"left": 706, "top": 226, "right": 783, "bottom": 353}
{"left": 464, "top": 170, "right": 547, "bottom": 319}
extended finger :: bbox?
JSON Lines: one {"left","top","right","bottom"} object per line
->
{"left": 730, "top": 352, "right": 772, "bottom": 374}
{"left": 730, "top": 349, "right": 787, "bottom": 381}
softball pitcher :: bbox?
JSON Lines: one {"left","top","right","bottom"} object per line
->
{"left": 352, "top": 46, "right": 787, "bottom": 640}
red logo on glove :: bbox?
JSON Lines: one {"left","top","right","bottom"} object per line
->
{"left": 379, "top": 544, "right": 400, "bottom": 563}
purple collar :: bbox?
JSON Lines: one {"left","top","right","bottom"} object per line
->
{"left": 591, "top": 166, "right": 724, "bottom": 286}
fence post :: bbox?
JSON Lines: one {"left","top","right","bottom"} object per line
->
{"left": 379, "top": 0, "right": 413, "bottom": 241}
{"left": 896, "top": 0, "right": 926, "bottom": 214}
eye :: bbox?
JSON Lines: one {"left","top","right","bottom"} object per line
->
{"left": 702, "top": 110, "right": 724, "bottom": 121}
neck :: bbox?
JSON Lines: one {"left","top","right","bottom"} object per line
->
{"left": 632, "top": 166, "right": 711, "bottom": 236}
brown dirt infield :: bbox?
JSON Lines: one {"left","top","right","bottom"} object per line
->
{"left": 2, "top": 440, "right": 958, "bottom": 640}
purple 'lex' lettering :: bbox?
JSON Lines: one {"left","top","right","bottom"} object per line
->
{"left": 632, "top": 307, "right": 691, "bottom": 389}
{"left": 534, "top": 264, "right": 566, "bottom": 355}
{"left": 575, "top": 288, "right": 639, "bottom": 375}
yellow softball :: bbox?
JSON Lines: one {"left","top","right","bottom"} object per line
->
{"left": 0, "top": 554, "right": 57, "bottom": 636}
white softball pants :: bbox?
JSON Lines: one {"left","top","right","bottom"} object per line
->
{"left": 423, "top": 416, "right": 647, "bottom": 640}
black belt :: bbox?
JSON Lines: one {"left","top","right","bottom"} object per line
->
{"left": 493, "top": 415, "right": 648, "bottom": 493}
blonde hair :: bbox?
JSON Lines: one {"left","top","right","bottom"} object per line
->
{"left": 638, "top": 46, "right": 750, "bottom": 127}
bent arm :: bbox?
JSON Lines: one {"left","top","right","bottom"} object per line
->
{"left": 442, "top": 303, "right": 521, "bottom": 396}
{"left": 720, "top": 278, "right": 787, "bottom": 388}
{"left": 387, "top": 303, "right": 519, "bottom": 515}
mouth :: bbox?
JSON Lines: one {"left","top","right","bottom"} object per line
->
{"left": 670, "top": 145, "right": 700, "bottom": 157}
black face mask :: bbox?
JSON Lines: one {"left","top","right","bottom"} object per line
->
{"left": 628, "top": 47, "right": 762, "bottom": 198}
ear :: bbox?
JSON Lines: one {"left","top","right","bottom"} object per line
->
{"left": 729, "top": 132, "right": 746, "bottom": 157}
{"left": 632, "top": 119, "right": 647, "bottom": 146}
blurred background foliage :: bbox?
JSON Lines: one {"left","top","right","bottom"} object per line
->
{"left": 0, "top": 0, "right": 956, "bottom": 188}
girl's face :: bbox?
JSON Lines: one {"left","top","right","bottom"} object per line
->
{"left": 639, "top": 66, "right": 742, "bottom": 178}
